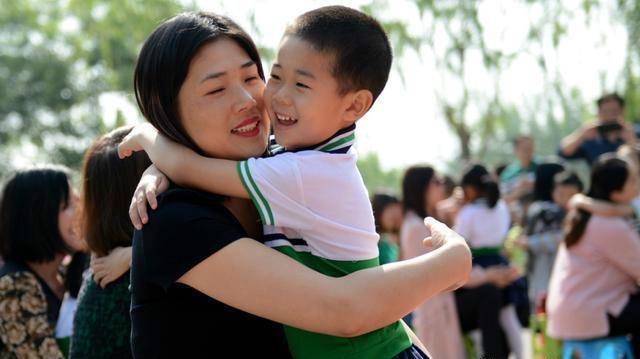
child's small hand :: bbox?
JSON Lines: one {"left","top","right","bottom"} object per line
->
{"left": 130, "top": 165, "right": 170, "bottom": 230}
{"left": 91, "top": 247, "right": 132, "bottom": 288}
{"left": 118, "top": 123, "right": 158, "bottom": 159}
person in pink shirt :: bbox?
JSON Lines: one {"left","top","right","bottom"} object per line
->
{"left": 547, "top": 154, "right": 640, "bottom": 356}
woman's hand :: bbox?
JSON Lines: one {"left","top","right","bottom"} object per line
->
{"left": 118, "top": 123, "right": 158, "bottom": 159}
{"left": 130, "top": 165, "right": 170, "bottom": 229}
{"left": 91, "top": 247, "right": 132, "bottom": 288}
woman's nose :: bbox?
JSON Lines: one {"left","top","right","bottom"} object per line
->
{"left": 232, "top": 86, "right": 258, "bottom": 113}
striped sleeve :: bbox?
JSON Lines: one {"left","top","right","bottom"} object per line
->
{"left": 236, "top": 155, "right": 314, "bottom": 229}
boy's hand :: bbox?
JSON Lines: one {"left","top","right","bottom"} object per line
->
{"left": 118, "top": 123, "right": 158, "bottom": 159}
{"left": 91, "top": 247, "right": 132, "bottom": 288}
{"left": 130, "top": 165, "right": 170, "bottom": 230}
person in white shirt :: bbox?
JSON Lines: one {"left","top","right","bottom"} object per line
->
{"left": 454, "top": 164, "right": 523, "bottom": 359}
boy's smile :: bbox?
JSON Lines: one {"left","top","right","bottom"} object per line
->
{"left": 264, "top": 35, "right": 354, "bottom": 150}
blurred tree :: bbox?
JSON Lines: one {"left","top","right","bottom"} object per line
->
{"left": 0, "top": 0, "right": 184, "bottom": 177}
{"left": 357, "top": 153, "right": 403, "bottom": 195}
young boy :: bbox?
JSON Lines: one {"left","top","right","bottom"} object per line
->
{"left": 120, "top": 6, "right": 427, "bottom": 359}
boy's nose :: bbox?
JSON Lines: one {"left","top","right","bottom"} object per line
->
{"left": 273, "top": 89, "right": 293, "bottom": 107}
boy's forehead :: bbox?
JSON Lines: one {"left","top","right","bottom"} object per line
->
{"left": 275, "top": 36, "right": 335, "bottom": 75}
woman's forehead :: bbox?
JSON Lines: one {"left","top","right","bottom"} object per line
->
{"left": 188, "top": 39, "right": 255, "bottom": 81}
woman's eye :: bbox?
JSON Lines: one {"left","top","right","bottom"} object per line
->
{"left": 296, "top": 82, "right": 310, "bottom": 89}
{"left": 245, "top": 76, "right": 258, "bottom": 83}
{"left": 207, "top": 88, "right": 225, "bottom": 95}
{"left": 270, "top": 74, "right": 281, "bottom": 80}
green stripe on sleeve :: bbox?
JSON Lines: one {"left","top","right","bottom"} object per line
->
{"left": 236, "top": 161, "right": 271, "bottom": 225}
{"left": 237, "top": 161, "right": 275, "bottom": 225}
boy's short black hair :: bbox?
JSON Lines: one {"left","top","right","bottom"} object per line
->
{"left": 0, "top": 165, "right": 74, "bottom": 263}
{"left": 285, "top": 6, "right": 392, "bottom": 103}
{"left": 553, "top": 170, "right": 584, "bottom": 192}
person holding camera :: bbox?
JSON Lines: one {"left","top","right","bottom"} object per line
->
{"left": 559, "top": 93, "right": 637, "bottom": 165}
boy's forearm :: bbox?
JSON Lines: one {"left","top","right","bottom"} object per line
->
{"left": 145, "top": 135, "right": 248, "bottom": 199}
{"left": 575, "top": 195, "right": 632, "bottom": 217}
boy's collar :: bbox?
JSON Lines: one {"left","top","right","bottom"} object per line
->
{"left": 285, "top": 123, "right": 357, "bottom": 154}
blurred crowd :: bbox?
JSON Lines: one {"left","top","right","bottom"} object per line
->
{"left": 372, "top": 93, "right": 640, "bottom": 358}
{"left": 0, "top": 92, "right": 638, "bottom": 359}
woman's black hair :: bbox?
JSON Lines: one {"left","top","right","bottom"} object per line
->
{"left": 564, "top": 155, "right": 629, "bottom": 247}
{"left": 0, "top": 165, "right": 74, "bottom": 263}
{"left": 461, "top": 163, "right": 500, "bottom": 208}
{"left": 533, "top": 162, "right": 565, "bottom": 202}
{"left": 402, "top": 166, "right": 435, "bottom": 218}
{"left": 371, "top": 193, "right": 399, "bottom": 233}
{"left": 134, "top": 11, "right": 264, "bottom": 155}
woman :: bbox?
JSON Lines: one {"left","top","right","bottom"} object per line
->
{"left": 128, "top": 11, "right": 470, "bottom": 357}
{"left": 371, "top": 193, "right": 403, "bottom": 264}
{"left": 454, "top": 164, "right": 523, "bottom": 359}
{"left": 0, "top": 166, "right": 84, "bottom": 358}
{"left": 522, "top": 163, "right": 572, "bottom": 310}
{"left": 547, "top": 155, "right": 640, "bottom": 356}
{"left": 399, "top": 166, "right": 466, "bottom": 359}
{"left": 69, "top": 127, "right": 151, "bottom": 358}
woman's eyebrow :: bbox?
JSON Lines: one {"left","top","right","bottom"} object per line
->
{"left": 200, "top": 61, "right": 257, "bottom": 84}
{"left": 200, "top": 71, "right": 226, "bottom": 84}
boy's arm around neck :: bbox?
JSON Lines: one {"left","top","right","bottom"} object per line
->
{"left": 140, "top": 128, "right": 249, "bottom": 199}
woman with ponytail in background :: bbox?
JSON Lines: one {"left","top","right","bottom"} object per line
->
{"left": 547, "top": 155, "right": 640, "bottom": 356}
{"left": 453, "top": 164, "right": 523, "bottom": 359}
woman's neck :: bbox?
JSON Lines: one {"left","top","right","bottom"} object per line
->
{"left": 223, "top": 197, "right": 262, "bottom": 239}
{"left": 27, "top": 254, "right": 65, "bottom": 298}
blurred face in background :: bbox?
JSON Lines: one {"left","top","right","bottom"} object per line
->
{"left": 552, "top": 184, "right": 581, "bottom": 210}
{"left": 58, "top": 186, "right": 85, "bottom": 253}
{"left": 611, "top": 170, "right": 640, "bottom": 204}
{"left": 425, "top": 175, "right": 446, "bottom": 212}
{"left": 514, "top": 137, "right": 534, "bottom": 165}
{"left": 380, "top": 202, "right": 403, "bottom": 233}
{"left": 598, "top": 99, "right": 624, "bottom": 122}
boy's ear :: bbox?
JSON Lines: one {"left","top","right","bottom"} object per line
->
{"left": 342, "top": 89, "right": 373, "bottom": 124}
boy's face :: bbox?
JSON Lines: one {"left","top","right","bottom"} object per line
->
{"left": 552, "top": 184, "right": 581, "bottom": 209}
{"left": 265, "top": 36, "right": 354, "bottom": 149}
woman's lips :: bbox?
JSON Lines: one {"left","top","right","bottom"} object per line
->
{"left": 231, "top": 117, "right": 261, "bottom": 137}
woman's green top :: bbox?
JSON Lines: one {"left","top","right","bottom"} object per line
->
{"left": 70, "top": 271, "right": 132, "bottom": 359}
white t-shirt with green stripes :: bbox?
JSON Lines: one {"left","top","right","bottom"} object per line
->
{"left": 236, "top": 145, "right": 411, "bottom": 359}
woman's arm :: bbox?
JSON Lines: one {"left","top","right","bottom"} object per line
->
{"left": 118, "top": 123, "right": 247, "bottom": 199}
{"left": 0, "top": 272, "right": 64, "bottom": 358}
{"left": 569, "top": 193, "right": 633, "bottom": 217}
{"left": 178, "top": 217, "right": 471, "bottom": 338}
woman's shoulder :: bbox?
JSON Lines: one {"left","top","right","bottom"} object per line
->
{"left": 0, "top": 262, "right": 41, "bottom": 295}
{"left": 588, "top": 215, "right": 633, "bottom": 232}
{"left": 148, "top": 188, "right": 237, "bottom": 229}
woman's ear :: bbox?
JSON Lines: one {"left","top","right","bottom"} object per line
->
{"left": 342, "top": 89, "right": 373, "bottom": 124}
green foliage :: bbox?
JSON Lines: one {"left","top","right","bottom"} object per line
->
{"left": 0, "top": 0, "right": 184, "bottom": 176}
{"left": 357, "top": 153, "right": 403, "bottom": 196}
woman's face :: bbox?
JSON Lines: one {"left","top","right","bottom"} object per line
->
{"left": 611, "top": 170, "right": 640, "bottom": 204}
{"left": 58, "top": 186, "right": 84, "bottom": 252}
{"left": 425, "top": 175, "right": 445, "bottom": 211}
{"left": 380, "top": 202, "right": 403, "bottom": 233}
{"left": 177, "top": 38, "right": 270, "bottom": 160}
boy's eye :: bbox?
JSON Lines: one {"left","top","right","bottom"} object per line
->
{"left": 296, "top": 82, "right": 310, "bottom": 89}
{"left": 270, "top": 74, "right": 281, "bottom": 80}
{"left": 206, "top": 88, "right": 225, "bottom": 95}
{"left": 245, "top": 76, "right": 259, "bottom": 83}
